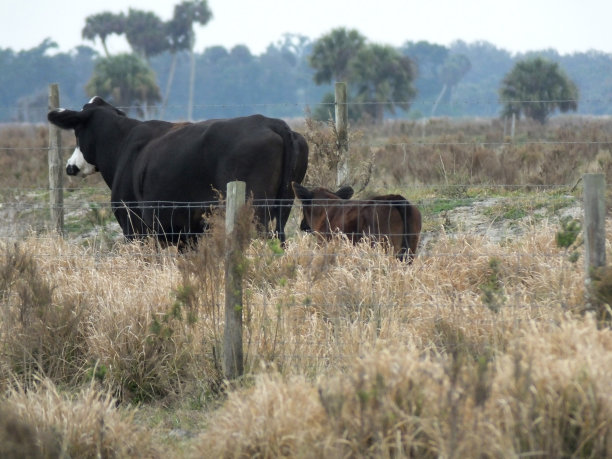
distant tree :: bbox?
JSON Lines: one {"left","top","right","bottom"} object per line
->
{"left": 312, "top": 91, "right": 336, "bottom": 121}
{"left": 82, "top": 12, "right": 126, "bottom": 58}
{"left": 170, "top": 0, "right": 212, "bottom": 120}
{"left": 431, "top": 54, "right": 471, "bottom": 116}
{"left": 86, "top": 53, "right": 161, "bottom": 117}
{"left": 0, "top": 38, "right": 58, "bottom": 119}
{"left": 309, "top": 28, "right": 366, "bottom": 83}
{"left": 500, "top": 57, "right": 578, "bottom": 124}
{"left": 229, "top": 45, "right": 253, "bottom": 65}
{"left": 0, "top": 39, "right": 98, "bottom": 121}
{"left": 349, "top": 44, "right": 416, "bottom": 123}
{"left": 271, "top": 34, "right": 316, "bottom": 114}
{"left": 16, "top": 90, "right": 48, "bottom": 123}
{"left": 402, "top": 41, "right": 449, "bottom": 77}
{"left": 401, "top": 40, "right": 449, "bottom": 106}
{"left": 162, "top": 1, "right": 211, "bottom": 118}
{"left": 201, "top": 46, "right": 229, "bottom": 65}
{"left": 125, "top": 9, "right": 169, "bottom": 60}
{"left": 162, "top": 8, "right": 192, "bottom": 117}
{"left": 559, "top": 50, "right": 612, "bottom": 115}
{"left": 274, "top": 33, "right": 312, "bottom": 65}
{"left": 448, "top": 40, "right": 513, "bottom": 117}
{"left": 258, "top": 40, "right": 320, "bottom": 117}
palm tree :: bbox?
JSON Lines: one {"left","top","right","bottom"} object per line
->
{"left": 161, "top": 15, "right": 191, "bottom": 118}
{"left": 168, "top": 1, "right": 212, "bottom": 121}
{"left": 82, "top": 12, "right": 126, "bottom": 58}
{"left": 401, "top": 41, "right": 450, "bottom": 105}
{"left": 86, "top": 53, "right": 161, "bottom": 117}
{"left": 431, "top": 54, "right": 471, "bottom": 116}
{"left": 124, "top": 9, "right": 169, "bottom": 61}
{"left": 350, "top": 44, "right": 416, "bottom": 123}
{"left": 161, "top": 1, "right": 212, "bottom": 119}
{"left": 500, "top": 57, "right": 578, "bottom": 124}
{"left": 309, "top": 28, "right": 366, "bottom": 84}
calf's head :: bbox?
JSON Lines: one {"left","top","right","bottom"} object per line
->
{"left": 291, "top": 182, "right": 354, "bottom": 233}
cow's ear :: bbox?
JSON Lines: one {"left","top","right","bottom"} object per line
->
{"left": 47, "top": 109, "right": 87, "bottom": 130}
{"left": 87, "top": 96, "right": 107, "bottom": 107}
{"left": 335, "top": 186, "right": 354, "bottom": 200}
{"left": 291, "top": 182, "right": 313, "bottom": 201}
{"left": 87, "top": 96, "right": 126, "bottom": 116}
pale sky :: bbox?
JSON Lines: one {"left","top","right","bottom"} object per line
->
{"left": 1, "top": 0, "right": 610, "bottom": 56}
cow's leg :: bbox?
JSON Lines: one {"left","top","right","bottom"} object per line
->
{"left": 275, "top": 203, "right": 287, "bottom": 244}
{"left": 114, "top": 205, "right": 146, "bottom": 240}
{"left": 275, "top": 190, "right": 297, "bottom": 245}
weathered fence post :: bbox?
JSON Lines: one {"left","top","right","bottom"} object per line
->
{"left": 335, "top": 82, "right": 348, "bottom": 186}
{"left": 224, "top": 181, "right": 246, "bottom": 379}
{"left": 48, "top": 83, "right": 64, "bottom": 235}
{"left": 583, "top": 173, "right": 606, "bottom": 291}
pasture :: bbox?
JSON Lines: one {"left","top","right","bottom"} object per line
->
{"left": 1, "top": 116, "right": 612, "bottom": 457}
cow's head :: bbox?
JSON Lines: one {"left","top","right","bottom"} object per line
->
{"left": 291, "top": 182, "right": 354, "bottom": 233}
{"left": 47, "top": 96, "right": 126, "bottom": 177}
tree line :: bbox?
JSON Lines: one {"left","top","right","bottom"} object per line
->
{"left": 1, "top": 1, "right": 609, "bottom": 124}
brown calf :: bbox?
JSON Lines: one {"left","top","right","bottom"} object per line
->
{"left": 292, "top": 183, "right": 422, "bottom": 262}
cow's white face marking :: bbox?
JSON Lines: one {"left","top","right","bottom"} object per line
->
{"left": 66, "top": 146, "right": 97, "bottom": 177}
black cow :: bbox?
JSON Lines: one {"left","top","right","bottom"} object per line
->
{"left": 47, "top": 97, "right": 308, "bottom": 247}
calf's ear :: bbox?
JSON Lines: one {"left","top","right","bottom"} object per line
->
{"left": 335, "top": 186, "right": 354, "bottom": 200}
{"left": 291, "top": 182, "right": 313, "bottom": 201}
{"left": 47, "top": 109, "right": 85, "bottom": 130}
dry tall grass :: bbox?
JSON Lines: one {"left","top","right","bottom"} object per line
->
{"left": 0, "top": 216, "right": 609, "bottom": 457}
{"left": 1, "top": 378, "right": 159, "bottom": 458}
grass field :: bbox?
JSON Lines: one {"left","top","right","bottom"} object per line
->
{"left": 0, "top": 116, "right": 611, "bottom": 457}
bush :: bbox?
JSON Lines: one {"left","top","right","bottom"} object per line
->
{"left": 0, "top": 242, "right": 89, "bottom": 388}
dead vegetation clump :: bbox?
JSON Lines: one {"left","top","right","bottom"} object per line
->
{"left": 367, "top": 116, "right": 612, "bottom": 189}
{"left": 0, "top": 240, "right": 90, "bottom": 389}
{"left": 0, "top": 236, "right": 222, "bottom": 403}
{"left": 300, "top": 115, "right": 374, "bottom": 192}
{"left": 0, "top": 216, "right": 609, "bottom": 456}
{"left": 0, "top": 124, "right": 50, "bottom": 190}
{"left": 0, "top": 378, "right": 162, "bottom": 458}
{"left": 197, "top": 317, "right": 612, "bottom": 458}
{"left": 196, "top": 373, "right": 327, "bottom": 458}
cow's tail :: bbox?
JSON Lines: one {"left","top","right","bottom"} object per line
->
{"left": 270, "top": 120, "right": 300, "bottom": 242}
{"left": 391, "top": 196, "right": 421, "bottom": 264}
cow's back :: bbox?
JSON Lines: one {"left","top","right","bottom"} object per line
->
{"left": 134, "top": 115, "right": 298, "bottom": 240}
{"left": 137, "top": 116, "right": 285, "bottom": 200}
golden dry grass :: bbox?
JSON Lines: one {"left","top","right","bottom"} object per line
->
{"left": 1, "top": 378, "right": 160, "bottom": 458}
{"left": 0, "top": 215, "right": 609, "bottom": 457}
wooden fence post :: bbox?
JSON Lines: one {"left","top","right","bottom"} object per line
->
{"left": 224, "top": 181, "right": 246, "bottom": 379}
{"left": 48, "top": 83, "right": 64, "bottom": 235}
{"left": 583, "top": 173, "right": 606, "bottom": 290}
{"left": 335, "top": 82, "right": 348, "bottom": 187}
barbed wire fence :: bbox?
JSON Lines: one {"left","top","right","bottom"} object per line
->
{"left": 0, "top": 82, "right": 609, "bottom": 249}
{"left": 1, "top": 84, "right": 609, "bottom": 217}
